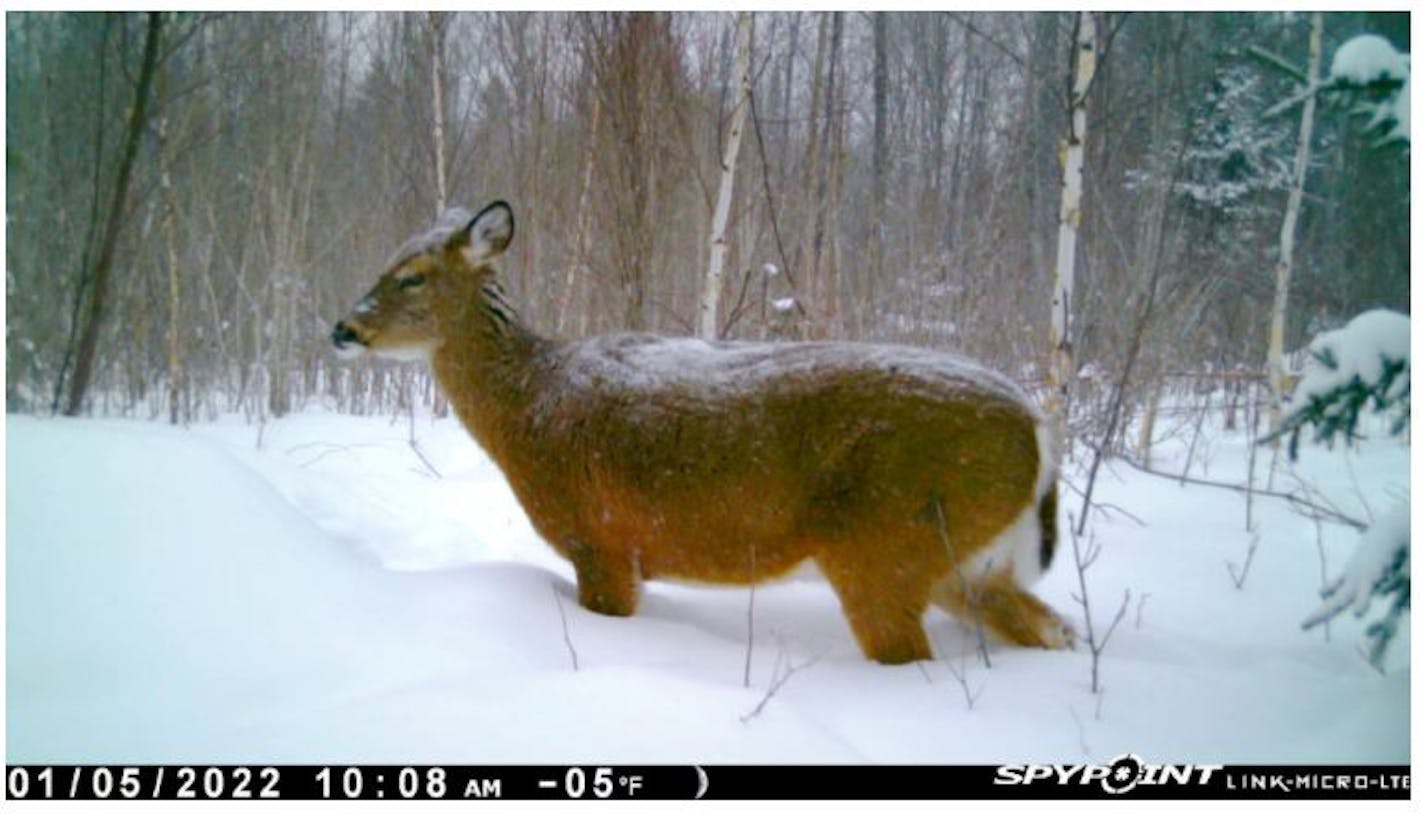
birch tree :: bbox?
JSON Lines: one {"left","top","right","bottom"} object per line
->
{"left": 698, "top": 12, "right": 752, "bottom": 340}
{"left": 1046, "top": 11, "right": 1096, "bottom": 450}
{"left": 1266, "top": 11, "right": 1323, "bottom": 438}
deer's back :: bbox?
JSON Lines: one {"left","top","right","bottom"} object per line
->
{"left": 482, "top": 335, "right": 1043, "bottom": 583}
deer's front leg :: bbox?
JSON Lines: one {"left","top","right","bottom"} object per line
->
{"left": 565, "top": 537, "right": 640, "bottom": 617}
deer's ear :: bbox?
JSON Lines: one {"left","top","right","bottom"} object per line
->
{"left": 457, "top": 200, "right": 514, "bottom": 265}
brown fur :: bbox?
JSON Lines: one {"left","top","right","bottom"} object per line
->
{"left": 334, "top": 202, "right": 1072, "bottom": 664}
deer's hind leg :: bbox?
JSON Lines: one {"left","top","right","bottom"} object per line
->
{"left": 816, "top": 541, "right": 937, "bottom": 665}
{"left": 932, "top": 569, "right": 1075, "bottom": 650}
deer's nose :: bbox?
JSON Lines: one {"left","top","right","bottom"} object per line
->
{"left": 332, "top": 321, "right": 360, "bottom": 348}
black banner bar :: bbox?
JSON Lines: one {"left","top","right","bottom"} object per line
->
{"left": 4, "top": 764, "right": 1411, "bottom": 801}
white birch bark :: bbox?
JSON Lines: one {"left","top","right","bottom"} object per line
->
{"left": 1267, "top": 12, "right": 1323, "bottom": 437}
{"left": 1047, "top": 11, "right": 1096, "bottom": 451}
{"left": 698, "top": 12, "right": 753, "bottom": 340}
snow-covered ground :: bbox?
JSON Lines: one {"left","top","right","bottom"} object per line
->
{"left": 5, "top": 404, "right": 1408, "bottom": 764}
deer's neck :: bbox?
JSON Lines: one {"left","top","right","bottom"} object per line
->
{"left": 431, "top": 277, "right": 552, "bottom": 464}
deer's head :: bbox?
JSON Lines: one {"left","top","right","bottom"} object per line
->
{"left": 332, "top": 200, "right": 514, "bottom": 360}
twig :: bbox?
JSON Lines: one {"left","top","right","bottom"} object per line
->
{"left": 944, "top": 11, "right": 1026, "bottom": 68}
{"left": 1115, "top": 454, "right": 1367, "bottom": 531}
{"left": 1058, "top": 474, "right": 1148, "bottom": 528}
{"left": 1069, "top": 705, "right": 1091, "bottom": 757}
{"left": 1134, "top": 593, "right": 1150, "bottom": 629}
{"left": 719, "top": 265, "right": 757, "bottom": 338}
{"left": 1099, "top": 590, "right": 1131, "bottom": 657}
{"left": 1284, "top": 468, "right": 1371, "bottom": 533}
{"left": 746, "top": 586, "right": 757, "bottom": 694}
{"left": 747, "top": 89, "right": 806, "bottom": 319}
{"left": 1245, "top": 383, "right": 1261, "bottom": 530}
{"left": 1072, "top": 119, "right": 1192, "bottom": 537}
{"left": 551, "top": 582, "right": 580, "bottom": 672}
{"left": 930, "top": 496, "right": 992, "bottom": 668}
{"left": 1068, "top": 514, "right": 1130, "bottom": 694}
{"left": 1226, "top": 530, "right": 1261, "bottom": 590}
{"left": 740, "top": 638, "right": 822, "bottom": 723}
{"left": 1178, "top": 390, "right": 1210, "bottom": 485}
{"left": 1310, "top": 513, "right": 1331, "bottom": 642}
{"left": 1247, "top": 44, "right": 1309, "bottom": 83}
{"left": 1342, "top": 453, "right": 1376, "bottom": 524}
{"left": 284, "top": 440, "right": 384, "bottom": 468}
{"left": 1262, "top": 80, "right": 1326, "bottom": 119}
{"left": 409, "top": 438, "right": 442, "bottom": 478}
{"left": 942, "top": 651, "right": 984, "bottom": 711}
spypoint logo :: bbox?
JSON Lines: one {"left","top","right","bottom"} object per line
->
{"left": 994, "top": 754, "right": 1222, "bottom": 795}
{"left": 1101, "top": 754, "right": 1144, "bottom": 794}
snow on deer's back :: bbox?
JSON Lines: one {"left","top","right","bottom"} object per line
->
{"left": 333, "top": 201, "right": 1072, "bottom": 664}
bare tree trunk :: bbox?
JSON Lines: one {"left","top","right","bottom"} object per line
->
{"left": 812, "top": 12, "right": 843, "bottom": 334}
{"left": 63, "top": 12, "right": 164, "bottom": 417}
{"left": 1136, "top": 380, "right": 1162, "bottom": 465}
{"left": 1045, "top": 11, "right": 1096, "bottom": 452}
{"left": 428, "top": 11, "right": 448, "bottom": 215}
{"left": 698, "top": 12, "right": 752, "bottom": 340}
{"left": 557, "top": 95, "right": 601, "bottom": 338}
{"left": 158, "top": 76, "right": 183, "bottom": 426}
{"left": 1266, "top": 11, "right": 1322, "bottom": 436}
{"left": 827, "top": 53, "right": 847, "bottom": 335}
{"left": 428, "top": 11, "right": 450, "bottom": 418}
{"left": 869, "top": 12, "right": 888, "bottom": 317}
{"left": 797, "top": 13, "right": 829, "bottom": 328}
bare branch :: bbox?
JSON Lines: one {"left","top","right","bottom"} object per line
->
{"left": 931, "top": 496, "right": 992, "bottom": 668}
{"left": 944, "top": 12, "right": 1026, "bottom": 68}
{"left": 1068, "top": 514, "right": 1130, "bottom": 694}
{"left": 1069, "top": 705, "right": 1091, "bottom": 757}
{"left": 408, "top": 438, "right": 442, "bottom": 479}
{"left": 1247, "top": 44, "right": 1309, "bottom": 82}
{"left": 1098, "top": 589, "right": 1131, "bottom": 651}
{"left": 551, "top": 582, "right": 580, "bottom": 672}
{"left": 1115, "top": 455, "right": 1367, "bottom": 531}
{"left": 743, "top": 545, "right": 756, "bottom": 689}
{"left": 942, "top": 652, "right": 985, "bottom": 711}
{"left": 740, "top": 637, "right": 822, "bottom": 723}
{"left": 1226, "top": 530, "right": 1261, "bottom": 590}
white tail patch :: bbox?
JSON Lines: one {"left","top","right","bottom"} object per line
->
{"left": 1033, "top": 418, "right": 1057, "bottom": 502}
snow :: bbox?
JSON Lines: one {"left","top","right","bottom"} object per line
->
{"left": 1286, "top": 308, "right": 1410, "bottom": 412}
{"left": 1391, "top": 75, "right": 1410, "bottom": 141}
{"left": 390, "top": 206, "right": 473, "bottom": 264}
{"left": 771, "top": 297, "right": 797, "bottom": 313}
{"left": 5, "top": 408, "right": 1409, "bottom": 764}
{"left": 1329, "top": 34, "right": 1409, "bottom": 86}
{"left": 1329, "top": 35, "right": 1411, "bottom": 143}
{"left": 1302, "top": 502, "right": 1409, "bottom": 627}
{"left": 558, "top": 334, "right": 1035, "bottom": 409}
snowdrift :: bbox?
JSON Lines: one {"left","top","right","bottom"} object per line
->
{"left": 5, "top": 412, "right": 1408, "bottom": 763}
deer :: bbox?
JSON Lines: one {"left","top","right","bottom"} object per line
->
{"left": 333, "top": 201, "right": 1074, "bottom": 664}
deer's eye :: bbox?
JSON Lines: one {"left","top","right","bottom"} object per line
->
{"left": 398, "top": 273, "right": 427, "bottom": 290}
